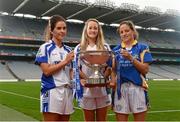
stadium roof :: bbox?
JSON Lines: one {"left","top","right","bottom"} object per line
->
{"left": 0, "top": 0, "right": 180, "bottom": 31}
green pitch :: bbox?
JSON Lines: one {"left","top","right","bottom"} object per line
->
{"left": 0, "top": 80, "right": 180, "bottom": 121}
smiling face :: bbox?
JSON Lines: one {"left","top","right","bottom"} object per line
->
{"left": 119, "top": 23, "right": 135, "bottom": 43}
{"left": 86, "top": 21, "right": 99, "bottom": 40}
{"left": 51, "top": 21, "right": 67, "bottom": 41}
{"left": 80, "top": 19, "right": 105, "bottom": 51}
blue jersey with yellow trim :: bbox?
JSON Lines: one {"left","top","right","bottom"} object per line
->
{"left": 113, "top": 42, "right": 153, "bottom": 86}
{"left": 35, "top": 40, "right": 72, "bottom": 93}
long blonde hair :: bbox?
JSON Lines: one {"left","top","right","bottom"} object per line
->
{"left": 80, "top": 18, "right": 106, "bottom": 51}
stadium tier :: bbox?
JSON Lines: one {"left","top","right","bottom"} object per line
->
{"left": 0, "top": 61, "right": 15, "bottom": 80}
{"left": 1, "top": 61, "right": 180, "bottom": 81}
{"left": 1, "top": 16, "right": 180, "bottom": 48}
{"left": 148, "top": 64, "right": 180, "bottom": 79}
{"left": 0, "top": 14, "right": 180, "bottom": 80}
{"left": 7, "top": 61, "right": 41, "bottom": 80}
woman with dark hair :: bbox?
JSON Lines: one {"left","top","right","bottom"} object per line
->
{"left": 112, "top": 20, "right": 153, "bottom": 121}
{"left": 35, "top": 15, "right": 74, "bottom": 121}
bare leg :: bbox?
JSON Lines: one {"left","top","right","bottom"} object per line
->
{"left": 83, "top": 109, "right": 95, "bottom": 122}
{"left": 116, "top": 113, "right": 129, "bottom": 122}
{"left": 43, "top": 112, "right": 70, "bottom": 121}
{"left": 96, "top": 106, "right": 108, "bottom": 121}
{"left": 133, "top": 111, "right": 146, "bottom": 121}
{"left": 59, "top": 115, "right": 70, "bottom": 121}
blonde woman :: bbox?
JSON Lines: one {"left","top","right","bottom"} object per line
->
{"left": 74, "top": 18, "right": 112, "bottom": 121}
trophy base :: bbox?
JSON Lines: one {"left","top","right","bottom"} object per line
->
{"left": 85, "top": 82, "right": 109, "bottom": 87}
{"left": 85, "top": 78, "right": 109, "bottom": 87}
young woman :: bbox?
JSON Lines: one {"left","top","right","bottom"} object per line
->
{"left": 112, "top": 20, "right": 153, "bottom": 121}
{"left": 35, "top": 15, "right": 74, "bottom": 121}
{"left": 74, "top": 18, "right": 112, "bottom": 121}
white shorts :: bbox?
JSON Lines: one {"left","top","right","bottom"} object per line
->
{"left": 114, "top": 82, "right": 147, "bottom": 114}
{"left": 41, "top": 86, "right": 74, "bottom": 115}
{"left": 80, "top": 95, "right": 111, "bottom": 110}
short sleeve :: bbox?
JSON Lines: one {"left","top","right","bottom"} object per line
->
{"left": 34, "top": 44, "right": 48, "bottom": 65}
{"left": 139, "top": 44, "right": 153, "bottom": 63}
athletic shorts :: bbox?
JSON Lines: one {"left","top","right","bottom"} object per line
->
{"left": 114, "top": 82, "right": 147, "bottom": 114}
{"left": 40, "top": 85, "right": 74, "bottom": 115}
{"left": 79, "top": 95, "right": 111, "bottom": 110}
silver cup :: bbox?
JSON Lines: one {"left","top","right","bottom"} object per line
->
{"left": 80, "top": 50, "right": 113, "bottom": 87}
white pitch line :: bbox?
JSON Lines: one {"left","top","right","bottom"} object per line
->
{"left": 0, "top": 89, "right": 81, "bottom": 110}
{"left": 1, "top": 89, "right": 180, "bottom": 114}
{"left": 148, "top": 109, "right": 180, "bottom": 113}
{"left": 106, "top": 110, "right": 180, "bottom": 116}
{"left": 0, "top": 89, "right": 39, "bottom": 101}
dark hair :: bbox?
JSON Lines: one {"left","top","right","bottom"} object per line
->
{"left": 117, "top": 20, "right": 139, "bottom": 40}
{"left": 44, "top": 15, "right": 66, "bottom": 41}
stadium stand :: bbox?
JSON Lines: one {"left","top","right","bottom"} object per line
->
{"left": 149, "top": 64, "right": 180, "bottom": 79}
{"left": 0, "top": 0, "right": 180, "bottom": 81}
{"left": 1, "top": 15, "right": 180, "bottom": 47}
{"left": 146, "top": 71, "right": 165, "bottom": 79}
{"left": 0, "top": 16, "right": 45, "bottom": 39}
{"left": 0, "top": 61, "right": 16, "bottom": 80}
{"left": 7, "top": 61, "right": 41, "bottom": 80}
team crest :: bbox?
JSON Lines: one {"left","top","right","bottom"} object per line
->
{"left": 37, "top": 49, "right": 43, "bottom": 57}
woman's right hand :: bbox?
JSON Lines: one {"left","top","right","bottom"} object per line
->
{"left": 80, "top": 79, "right": 87, "bottom": 87}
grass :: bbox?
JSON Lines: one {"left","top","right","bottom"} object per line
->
{"left": 0, "top": 80, "right": 180, "bottom": 121}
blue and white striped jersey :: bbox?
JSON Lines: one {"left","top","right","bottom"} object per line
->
{"left": 35, "top": 40, "right": 72, "bottom": 93}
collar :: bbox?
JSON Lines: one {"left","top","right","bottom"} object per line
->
{"left": 51, "top": 40, "right": 64, "bottom": 48}
{"left": 121, "top": 40, "right": 137, "bottom": 48}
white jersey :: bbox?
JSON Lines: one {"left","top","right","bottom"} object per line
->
{"left": 74, "top": 43, "right": 111, "bottom": 98}
{"left": 35, "top": 40, "right": 72, "bottom": 93}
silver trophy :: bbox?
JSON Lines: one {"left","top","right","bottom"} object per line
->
{"left": 80, "top": 50, "right": 113, "bottom": 87}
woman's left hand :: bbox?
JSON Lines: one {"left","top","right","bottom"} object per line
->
{"left": 108, "top": 80, "right": 116, "bottom": 89}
